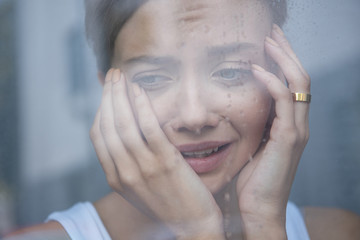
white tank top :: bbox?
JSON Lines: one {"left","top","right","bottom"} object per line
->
{"left": 46, "top": 201, "right": 310, "bottom": 240}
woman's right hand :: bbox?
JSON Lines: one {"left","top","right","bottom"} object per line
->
{"left": 90, "top": 69, "right": 224, "bottom": 239}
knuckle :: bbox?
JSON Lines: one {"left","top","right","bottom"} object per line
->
{"left": 120, "top": 171, "right": 141, "bottom": 187}
{"left": 141, "top": 154, "right": 178, "bottom": 179}
{"left": 120, "top": 131, "right": 139, "bottom": 148}
{"left": 163, "top": 160, "right": 179, "bottom": 175}
{"left": 287, "top": 131, "right": 298, "bottom": 147}
{"left": 141, "top": 123, "right": 156, "bottom": 139}
{"left": 283, "top": 91, "right": 293, "bottom": 102}
{"left": 276, "top": 89, "right": 292, "bottom": 102}
{"left": 137, "top": 110, "right": 159, "bottom": 139}
{"left": 304, "top": 72, "right": 311, "bottom": 83}
{"left": 278, "top": 38, "right": 290, "bottom": 47}
{"left": 89, "top": 126, "right": 99, "bottom": 141}
{"left": 163, "top": 151, "right": 181, "bottom": 171}
{"left": 100, "top": 118, "right": 114, "bottom": 135}
{"left": 107, "top": 175, "right": 121, "bottom": 191}
{"left": 276, "top": 124, "right": 297, "bottom": 146}
{"left": 303, "top": 77, "right": 311, "bottom": 91}
{"left": 299, "top": 129, "right": 310, "bottom": 145}
{"left": 142, "top": 165, "right": 159, "bottom": 179}
{"left": 114, "top": 114, "right": 130, "bottom": 131}
{"left": 141, "top": 156, "right": 165, "bottom": 178}
{"left": 300, "top": 72, "right": 311, "bottom": 90}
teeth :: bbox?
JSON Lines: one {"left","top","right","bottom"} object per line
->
{"left": 182, "top": 146, "right": 220, "bottom": 158}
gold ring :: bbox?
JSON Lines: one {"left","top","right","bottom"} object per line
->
{"left": 292, "top": 93, "right": 311, "bottom": 103}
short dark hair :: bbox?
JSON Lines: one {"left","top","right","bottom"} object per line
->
{"left": 84, "top": 0, "right": 287, "bottom": 73}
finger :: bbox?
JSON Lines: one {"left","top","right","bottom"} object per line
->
{"left": 111, "top": 69, "right": 152, "bottom": 162}
{"left": 90, "top": 106, "right": 122, "bottom": 192}
{"left": 251, "top": 64, "right": 302, "bottom": 183}
{"left": 100, "top": 69, "right": 140, "bottom": 189}
{"left": 271, "top": 24, "right": 309, "bottom": 79}
{"left": 251, "top": 64, "right": 296, "bottom": 141}
{"left": 132, "top": 83, "right": 176, "bottom": 157}
{"left": 264, "top": 36, "right": 310, "bottom": 130}
{"left": 265, "top": 36, "right": 310, "bottom": 92}
{"left": 111, "top": 70, "right": 159, "bottom": 183}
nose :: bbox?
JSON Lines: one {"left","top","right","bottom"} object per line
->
{"left": 172, "top": 80, "right": 219, "bottom": 133}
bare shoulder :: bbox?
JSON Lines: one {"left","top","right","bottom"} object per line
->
{"left": 4, "top": 221, "right": 70, "bottom": 240}
{"left": 304, "top": 206, "right": 360, "bottom": 240}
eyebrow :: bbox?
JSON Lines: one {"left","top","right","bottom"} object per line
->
{"left": 123, "top": 56, "right": 180, "bottom": 67}
{"left": 123, "top": 42, "right": 260, "bottom": 66}
{"left": 207, "top": 42, "right": 260, "bottom": 56}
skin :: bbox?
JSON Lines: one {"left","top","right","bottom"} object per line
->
{"left": 6, "top": 0, "right": 360, "bottom": 239}
{"left": 114, "top": 0, "right": 273, "bottom": 196}
{"left": 91, "top": 0, "right": 306, "bottom": 238}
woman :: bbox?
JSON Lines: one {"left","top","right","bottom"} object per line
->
{"left": 7, "top": 0, "right": 360, "bottom": 239}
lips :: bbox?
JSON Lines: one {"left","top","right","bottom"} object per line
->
{"left": 177, "top": 142, "right": 232, "bottom": 173}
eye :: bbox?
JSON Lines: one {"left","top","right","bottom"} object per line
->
{"left": 133, "top": 73, "right": 173, "bottom": 90}
{"left": 211, "top": 61, "right": 253, "bottom": 86}
{"left": 213, "top": 68, "right": 251, "bottom": 81}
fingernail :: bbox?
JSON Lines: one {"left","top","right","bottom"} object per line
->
{"left": 265, "top": 36, "right": 279, "bottom": 47}
{"left": 105, "top": 68, "right": 113, "bottom": 83}
{"left": 112, "top": 69, "right": 121, "bottom": 83}
{"left": 251, "top": 64, "right": 266, "bottom": 72}
{"left": 273, "top": 24, "right": 284, "bottom": 36}
{"left": 132, "top": 83, "right": 142, "bottom": 97}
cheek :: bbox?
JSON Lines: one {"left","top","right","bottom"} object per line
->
{"left": 146, "top": 91, "right": 178, "bottom": 127}
{"left": 209, "top": 83, "right": 271, "bottom": 121}
{"left": 226, "top": 85, "right": 271, "bottom": 141}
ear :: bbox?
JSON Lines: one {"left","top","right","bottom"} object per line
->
{"left": 97, "top": 71, "right": 106, "bottom": 86}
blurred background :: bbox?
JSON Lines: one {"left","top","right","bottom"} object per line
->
{"left": 0, "top": 0, "right": 359, "bottom": 236}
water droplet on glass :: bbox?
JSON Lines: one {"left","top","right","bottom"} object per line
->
{"left": 195, "top": 128, "right": 201, "bottom": 135}
{"left": 224, "top": 214, "right": 230, "bottom": 226}
{"left": 224, "top": 192, "right": 230, "bottom": 202}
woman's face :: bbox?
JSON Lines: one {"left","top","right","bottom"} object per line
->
{"left": 112, "top": 0, "right": 273, "bottom": 193}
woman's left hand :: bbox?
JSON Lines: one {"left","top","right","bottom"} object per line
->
{"left": 235, "top": 24, "right": 311, "bottom": 239}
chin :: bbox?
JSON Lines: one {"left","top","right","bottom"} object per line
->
{"left": 200, "top": 172, "right": 233, "bottom": 195}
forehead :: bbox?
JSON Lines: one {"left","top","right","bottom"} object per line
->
{"left": 114, "top": 0, "right": 272, "bottom": 62}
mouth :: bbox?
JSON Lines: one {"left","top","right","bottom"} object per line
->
{"left": 177, "top": 142, "right": 232, "bottom": 173}
{"left": 181, "top": 144, "right": 229, "bottom": 158}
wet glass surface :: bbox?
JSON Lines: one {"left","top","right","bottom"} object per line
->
{"left": 0, "top": 0, "right": 359, "bottom": 237}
